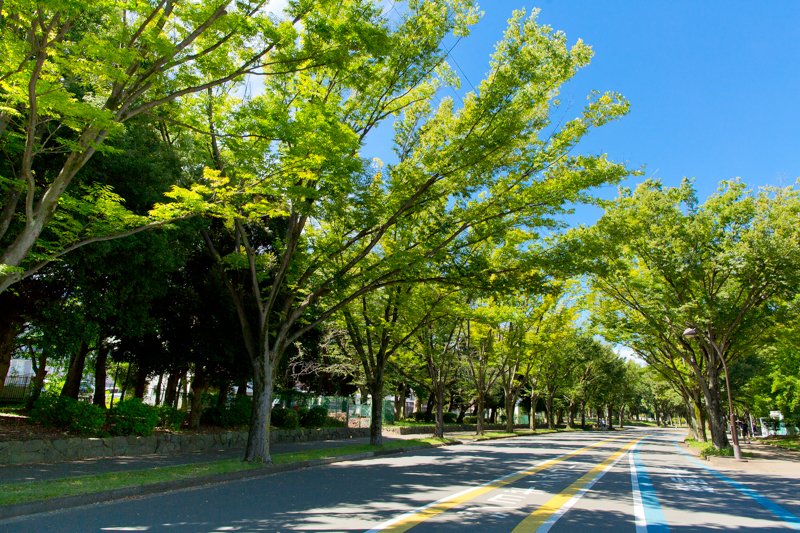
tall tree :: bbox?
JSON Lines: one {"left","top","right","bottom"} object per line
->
{"left": 174, "top": 6, "right": 628, "bottom": 462}
{"left": 571, "top": 179, "right": 800, "bottom": 448}
{"left": 0, "top": 0, "right": 330, "bottom": 292}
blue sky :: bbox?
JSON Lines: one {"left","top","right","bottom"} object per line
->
{"left": 367, "top": 1, "right": 800, "bottom": 225}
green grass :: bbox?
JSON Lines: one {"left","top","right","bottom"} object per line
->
{"left": 685, "top": 438, "right": 736, "bottom": 458}
{"left": 760, "top": 435, "right": 800, "bottom": 452}
{"left": 622, "top": 420, "right": 659, "bottom": 427}
{"left": 0, "top": 438, "right": 448, "bottom": 507}
{"left": 457, "top": 428, "right": 560, "bottom": 442}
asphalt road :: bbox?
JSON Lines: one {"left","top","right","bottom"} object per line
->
{"left": 2, "top": 427, "right": 798, "bottom": 532}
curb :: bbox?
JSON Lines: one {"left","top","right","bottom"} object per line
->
{"left": 0, "top": 445, "right": 434, "bottom": 521}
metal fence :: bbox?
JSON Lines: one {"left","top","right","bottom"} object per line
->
{"left": 271, "top": 393, "right": 396, "bottom": 427}
{"left": 0, "top": 375, "right": 32, "bottom": 403}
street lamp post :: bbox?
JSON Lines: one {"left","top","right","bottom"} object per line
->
{"left": 683, "top": 327, "right": 743, "bottom": 461}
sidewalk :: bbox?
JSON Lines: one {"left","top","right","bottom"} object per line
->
{"left": 699, "top": 439, "right": 800, "bottom": 478}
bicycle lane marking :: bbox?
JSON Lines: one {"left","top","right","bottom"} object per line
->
{"left": 365, "top": 435, "right": 631, "bottom": 533}
{"left": 674, "top": 443, "right": 800, "bottom": 530}
{"left": 630, "top": 440, "right": 669, "bottom": 533}
{"left": 510, "top": 436, "right": 643, "bottom": 533}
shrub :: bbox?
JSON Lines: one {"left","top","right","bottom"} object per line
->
{"left": 443, "top": 412, "right": 458, "bottom": 424}
{"left": 463, "top": 415, "right": 478, "bottom": 424}
{"left": 108, "top": 398, "right": 160, "bottom": 436}
{"left": 302, "top": 406, "right": 328, "bottom": 428}
{"left": 324, "top": 416, "right": 346, "bottom": 427}
{"left": 30, "top": 393, "right": 106, "bottom": 436}
{"left": 412, "top": 411, "right": 433, "bottom": 423}
{"left": 221, "top": 395, "right": 252, "bottom": 427}
{"left": 271, "top": 406, "right": 299, "bottom": 429}
{"left": 158, "top": 405, "right": 186, "bottom": 430}
{"left": 297, "top": 407, "right": 309, "bottom": 425}
{"left": 200, "top": 405, "right": 223, "bottom": 426}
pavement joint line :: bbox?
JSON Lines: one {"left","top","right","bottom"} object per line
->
{"left": 365, "top": 434, "right": 632, "bottom": 533}
{"left": 673, "top": 442, "right": 800, "bottom": 531}
{"left": 511, "top": 437, "right": 643, "bottom": 533}
{"left": 630, "top": 439, "right": 669, "bottom": 533}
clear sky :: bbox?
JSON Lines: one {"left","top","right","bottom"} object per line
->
{"left": 439, "top": 1, "right": 800, "bottom": 223}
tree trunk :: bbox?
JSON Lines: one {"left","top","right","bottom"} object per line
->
{"left": 110, "top": 363, "right": 121, "bottom": 409}
{"left": 188, "top": 366, "right": 209, "bottom": 429}
{"left": 369, "top": 378, "right": 385, "bottom": 446}
{"left": 529, "top": 391, "right": 538, "bottom": 430}
{"left": 133, "top": 365, "right": 148, "bottom": 399}
{"left": 394, "top": 382, "right": 406, "bottom": 421}
{"left": 545, "top": 395, "right": 555, "bottom": 430}
{"left": 434, "top": 383, "right": 445, "bottom": 439}
{"left": 217, "top": 379, "right": 230, "bottom": 409}
{"left": 245, "top": 354, "right": 274, "bottom": 463}
{"left": 618, "top": 405, "right": 625, "bottom": 428}
{"left": 93, "top": 342, "right": 108, "bottom": 408}
{"left": 580, "top": 401, "right": 586, "bottom": 430}
{"left": 61, "top": 341, "right": 89, "bottom": 399}
{"left": 153, "top": 373, "right": 164, "bottom": 406}
{"left": 237, "top": 376, "right": 248, "bottom": 397}
{"left": 25, "top": 349, "right": 48, "bottom": 410}
{"left": 607, "top": 405, "right": 614, "bottom": 430}
{"left": 425, "top": 393, "right": 435, "bottom": 422}
{"left": 476, "top": 391, "right": 486, "bottom": 435}
{"left": 701, "top": 363, "right": 729, "bottom": 449}
{"left": 504, "top": 389, "right": 515, "bottom": 433}
{"left": 163, "top": 372, "right": 180, "bottom": 408}
{"left": 120, "top": 363, "right": 133, "bottom": 403}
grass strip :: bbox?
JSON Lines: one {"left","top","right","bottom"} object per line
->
{"left": 684, "top": 437, "right": 750, "bottom": 459}
{"left": 760, "top": 436, "right": 800, "bottom": 452}
{"left": 458, "top": 429, "right": 559, "bottom": 442}
{"left": 0, "top": 438, "right": 449, "bottom": 507}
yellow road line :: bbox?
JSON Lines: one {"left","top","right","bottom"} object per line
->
{"left": 368, "top": 435, "right": 631, "bottom": 533}
{"left": 511, "top": 437, "right": 643, "bottom": 532}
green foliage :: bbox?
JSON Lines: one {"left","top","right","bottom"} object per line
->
{"left": 685, "top": 438, "right": 734, "bottom": 458}
{"left": 157, "top": 405, "right": 186, "bottom": 431}
{"left": 761, "top": 436, "right": 800, "bottom": 452}
{"left": 443, "top": 412, "right": 458, "bottom": 424}
{"left": 222, "top": 395, "right": 253, "bottom": 428}
{"left": 108, "top": 399, "right": 160, "bottom": 436}
{"left": 301, "top": 406, "right": 328, "bottom": 428}
{"left": 271, "top": 406, "right": 300, "bottom": 429}
{"left": 30, "top": 394, "right": 105, "bottom": 436}
{"left": 324, "top": 416, "right": 347, "bottom": 428}
{"left": 463, "top": 416, "right": 478, "bottom": 424}
{"left": 412, "top": 411, "right": 433, "bottom": 423}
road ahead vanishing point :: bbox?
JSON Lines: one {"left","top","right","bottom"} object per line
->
{"left": 2, "top": 427, "right": 798, "bottom": 532}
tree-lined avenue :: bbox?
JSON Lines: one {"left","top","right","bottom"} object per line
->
{"left": 2, "top": 428, "right": 798, "bottom": 532}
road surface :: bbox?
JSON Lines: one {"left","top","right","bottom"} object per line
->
{"left": 2, "top": 427, "right": 798, "bottom": 531}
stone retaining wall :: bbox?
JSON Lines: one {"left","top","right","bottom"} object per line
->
{"left": 385, "top": 423, "right": 527, "bottom": 435}
{"left": 0, "top": 427, "right": 372, "bottom": 465}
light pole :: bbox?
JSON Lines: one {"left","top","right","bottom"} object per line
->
{"left": 683, "top": 327, "right": 743, "bottom": 461}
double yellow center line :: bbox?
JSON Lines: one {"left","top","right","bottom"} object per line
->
{"left": 512, "top": 437, "right": 642, "bottom": 532}
{"left": 369, "top": 435, "right": 638, "bottom": 533}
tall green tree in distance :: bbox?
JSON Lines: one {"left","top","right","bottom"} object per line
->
{"left": 571, "top": 179, "right": 800, "bottom": 449}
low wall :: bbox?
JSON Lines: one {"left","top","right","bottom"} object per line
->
{"left": 0, "top": 427, "right": 371, "bottom": 465}
{"left": 385, "top": 423, "right": 527, "bottom": 435}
